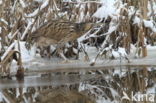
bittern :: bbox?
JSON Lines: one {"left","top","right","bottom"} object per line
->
{"left": 28, "top": 20, "right": 94, "bottom": 62}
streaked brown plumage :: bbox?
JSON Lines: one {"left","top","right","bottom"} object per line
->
{"left": 29, "top": 21, "right": 93, "bottom": 46}
{"left": 28, "top": 20, "right": 94, "bottom": 61}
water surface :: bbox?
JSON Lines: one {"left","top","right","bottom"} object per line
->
{"left": 0, "top": 66, "right": 156, "bottom": 103}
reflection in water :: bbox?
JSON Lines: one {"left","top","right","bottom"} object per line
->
{"left": 0, "top": 66, "right": 156, "bottom": 103}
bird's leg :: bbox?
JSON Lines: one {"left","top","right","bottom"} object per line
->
{"left": 59, "top": 51, "right": 68, "bottom": 63}
{"left": 56, "top": 44, "right": 69, "bottom": 63}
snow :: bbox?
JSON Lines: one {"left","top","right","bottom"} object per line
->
{"left": 40, "top": 0, "right": 49, "bottom": 10}
{"left": 73, "top": 48, "right": 78, "bottom": 54}
{"left": 26, "top": 0, "right": 49, "bottom": 17}
{"left": 148, "top": 0, "right": 156, "bottom": 17}
{"left": 144, "top": 20, "right": 156, "bottom": 32}
{"left": 11, "top": 0, "right": 18, "bottom": 13}
{"left": 118, "top": 48, "right": 127, "bottom": 56}
{"left": 144, "top": 20, "right": 154, "bottom": 28}
{"left": 90, "top": 58, "right": 96, "bottom": 64}
{"left": 147, "top": 84, "right": 156, "bottom": 94}
{"left": 93, "top": 0, "right": 116, "bottom": 19}
{"left": 19, "top": 0, "right": 27, "bottom": 8}
{"left": 111, "top": 48, "right": 127, "bottom": 59}
{"left": 0, "top": 0, "right": 156, "bottom": 102}
{"left": 0, "top": 0, "right": 2, "bottom": 4}
{"left": 79, "top": 83, "right": 119, "bottom": 103}
{"left": 0, "top": 18, "right": 8, "bottom": 25}
{"left": 79, "top": 5, "right": 85, "bottom": 22}
{"left": 21, "top": 21, "right": 32, "bottom": 40}
{"left": 133, "top": 16, "right": 141, "bottom": 25}
{"left": 0, "top": 41, "right": 1, "bottom": 51}
{"left": 105, "top": 23, "right": 118, "bottom": 35}
{"left": 0, "top": 26, "right": 1, "bottom": 33}
{"left": 26, "top": 9, "right": 39, "bottom": 17}
{"left": 1, "top": 41, "right": 16, "bottom": 61}
{"left": 0, "top": 92, "right": 10, "bottom": 103}
{"left": 96, "top": 89, "right": 119, "bottom": 103}
{"left": 15, "top": 41, "right": 36, "bottom": 62}
{"left": 63, "top": 0, "right": 72, "bottom": 2}
{"left": 133, "top": 11, "right": 156, "bottom": 33}
{"left": 146, "top": 45, "right": 156, "bottom": 50}
{"left": 34, "top": 0, "right": 44, "bottom": 3}
{"left": 112, "top": 50, "right": 120, "bottom": 58}
{"left": 16, "top": 88, "right": 20, "bottom": 98}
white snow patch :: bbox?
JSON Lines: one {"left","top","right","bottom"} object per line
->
{"left": 50, "top": 45, "right": 56, "bottom": 52}
{"left": 130, "top": 44, "right": 136, "bottom": 53}
{"left": 79, "top": 82, "right": 85, "bottom": 91}
{"left": 0, "top": 92, "right": 10, "bottom": 103}
{"left": 34, "top": 0, "right": 44, "bottom": 2}
{"left": 147, "top": 45, "right": 156, "bottom": 50}
{"left": 118, "top": 48, "right": 127, "bottom": 56}
{"left": 147, "top": 84, "right": 156, "bottom": 94}
{"left": 0, "top": 0, "right": 2, "bottom": 4}
{"left": 106, "top": 24, "right": 118, "bottom": 35}
{"left": 40, "top": 0, "right": 49, "bottom": 9}
{"left": 133, "top": 16, "right": 141, "bottom": 25}
{"left": 63, "top": 0, "right": 72, "bottom": 2}
{"left": 0, "top": 41, "right": 1, "bottom": 51}
{"left": 113, "top": 69, "right": 121, "bottom": 75}
{"left": 0, "top": 18, "right": 8, "bottom": 25}
{"left": 79, "top": 83, "right": 119, "bottom": 103}
{"left": 0, "top": 26, "right": 2, "bottom": 33}
{"left": 144, "top": 20, "right": 156, "bottom": 32}
{"left": 112, "top": 50, "right": 120, "bottom": 58}
{"left": 15, "top": 41, "right": 36, "bottom": 62}
{"left": 1, "top": 41, "right": 16, "bottom": 61}
{"left": 144, "top": 20, "right": 153, "bottom": 28}
{"left": 85, "top": 46, "right": 98, "bottom": 58}
{"left": 90, "top": 58, "right": 96, "bottom": 64}
{"left": 19, "top": 0, "right": 27, "bottom": 8}
{"left": 27, "top": 9, "right": 38, "bottom": 17}
{"left": 73, "top": 48, "right": 78, "bottom": 54}
{"left": 21, "top": 21, "right": 32, "bottom": 40}
{"left": 128, "top": 6, "right": 135, "bottom": 17}
{"left": 93, "top": 0, "right": 116, "bottom": 19}
{"left": 112, "top": 48, "right": 127, "bottom": 58}
{"left": 16, "top": 88, "right": 20, "bottom": 98}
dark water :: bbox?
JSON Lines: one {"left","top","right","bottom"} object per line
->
{"left": 0, "top": 66, "right": 156, "bottom": 103}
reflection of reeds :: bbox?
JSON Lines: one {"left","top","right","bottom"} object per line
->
{"left": 1, "top": 66, "right": 155, "bottom": 103}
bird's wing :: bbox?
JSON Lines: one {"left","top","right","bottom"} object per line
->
{"left": 45, "top": 22, "right": 76, "bottom": 42}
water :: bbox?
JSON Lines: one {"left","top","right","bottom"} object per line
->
{"left": 0, "top": 66, "right": 156, "bottom": 103}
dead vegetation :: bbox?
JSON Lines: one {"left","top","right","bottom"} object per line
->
{"left": 0, "top": 0, "right": 156, "bottom": 75}
{"left": 0, "top": 66, "right": 155, "bottom": 103}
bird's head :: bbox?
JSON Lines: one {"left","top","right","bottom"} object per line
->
{"left": 76, "top": 22, "right": 94, "bottom": 33}
{"left": 25, "top": 31, "right": 38, "bottom": 49}
{"left": 83, "top": 23, "right": 94, "bottom": 32}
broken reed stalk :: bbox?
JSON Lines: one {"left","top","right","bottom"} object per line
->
{"left": 17, "top": 37, "right": 22, "bottom": 67}
{"left": 9, "top": 29, "right": 19, "bottom": 44}
{"left": 16, "top": 37, "right": 24, "bottom": 79}
{"left": 21, "top": 22, "right": 32, "bottom": 41}
{"left": 149, "top": 0, "right": 155, "bottom": 19}
{"left": 80, "top": 43, "right": 90, "bottom": 61}
{"left": 138, "top": 0, "right": 148, "bottom": 57}
{"left": 1, "top": 42, "right": 16, "bottom": 61}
